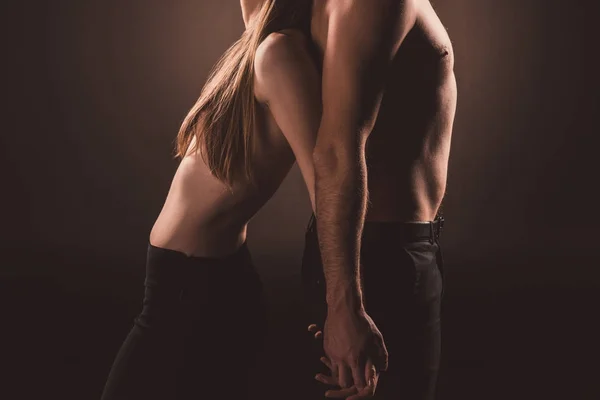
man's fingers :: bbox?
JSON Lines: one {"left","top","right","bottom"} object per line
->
{"left": 351, "top": 357, "right": 367, "bottom": 390}
{"left": 343, "top": 359, "right": 379, "bottom": 400}
{"left": 315, "top": 373, "right": 338, "bottom": 386}
{"left": 347, "top": 385, "right": 376, "bottom": 400}
{"left": 308, "top": 324, "right": 318, "bottom": 332}
{"left": 325, "top": 386, "right": 359, "bottom": 398}
{"left": 314, "top": 330, "right": 323, "bottom": 339}
{"left": 330, "top": 362, "right": 339, "bottom": 381}
{"left": 338, "top": 364, "right": 352, "bottom": 388}
{"left": 348, "top": 362, "right": 379, "bottom": 400}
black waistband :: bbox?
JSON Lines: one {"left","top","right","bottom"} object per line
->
{"left": 307, "top": 214, "right": 445, "bottom": 243}
{"left": 144, "top": 242, "right": 253, "bottom": 287}
{"left": 147, "top": 242, "right": 250, "bottom": 267}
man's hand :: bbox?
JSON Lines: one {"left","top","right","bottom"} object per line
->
{"left": 325, "top": 308, "right": 387, "bottom": 390}
{"left": 308, "top": 320, "right": 384, "bottom": 400}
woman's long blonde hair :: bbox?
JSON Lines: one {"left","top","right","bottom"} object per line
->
{"left": 175, "top": 0, "right": 311, "bottom": 185}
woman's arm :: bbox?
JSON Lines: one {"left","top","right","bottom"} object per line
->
{"left": 254, "top": 31, "right": 322, "bottom": 208}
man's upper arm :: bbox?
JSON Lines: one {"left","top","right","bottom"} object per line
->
{"left": 254, "top": 32, "right": 322, "bottom": 189}
{"left": 317, "top": 0, "right": 416, "bottom": 149}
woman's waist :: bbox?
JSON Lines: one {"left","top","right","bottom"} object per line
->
{"left": 150, "top": 207, "right": 249, "bottom": 258}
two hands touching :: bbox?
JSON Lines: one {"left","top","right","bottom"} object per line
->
{"left": 307, "top": 310, "right": 388, "bottom": 400}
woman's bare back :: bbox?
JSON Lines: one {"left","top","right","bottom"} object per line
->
{"left": 150, "top": 30, "right": 321, "bottom": 257}
{"left": 149, "top": 102, "right": 295, "bottom": 257}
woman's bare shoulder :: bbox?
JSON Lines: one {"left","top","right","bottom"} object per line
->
{"left": 254, "top": 29, "right": 317, "bottom": 103}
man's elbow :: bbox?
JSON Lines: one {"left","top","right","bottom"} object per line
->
{"left": 313, "top": 141, "right": 337, "bottom": 171}
{"left": 312, "top": 139, "right": 358, "bottom": 177}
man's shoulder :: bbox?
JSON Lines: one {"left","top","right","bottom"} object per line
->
{"left": 327, "top": 0, "right": 416, "bottom": 26}
{"left": 323, "top": 0, "right": 417, "bottom": 60}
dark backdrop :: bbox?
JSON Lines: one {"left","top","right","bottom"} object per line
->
{"left": 2, "top": 1, "right": 598, "bottom": 399}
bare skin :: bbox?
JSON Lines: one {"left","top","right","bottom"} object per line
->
{"left": 150, "top": 27, "right": 321, "bottom": 256}
{"left": 310, "top": 0, "right": 457, "bottom": 398}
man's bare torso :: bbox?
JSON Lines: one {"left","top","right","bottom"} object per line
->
{"left": 311, "top": 0, "right": 457, "bottom": 222}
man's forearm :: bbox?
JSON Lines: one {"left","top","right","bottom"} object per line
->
{"left": 313, "top": 142, "right": 368, "bottom": 312}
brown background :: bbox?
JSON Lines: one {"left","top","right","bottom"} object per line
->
{"left": 2, "top": 1, "right": 599, "bottom": 399}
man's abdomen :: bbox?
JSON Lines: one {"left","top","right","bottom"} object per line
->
{"left": 365, "top": 23, "right": 457, "bottom": 222}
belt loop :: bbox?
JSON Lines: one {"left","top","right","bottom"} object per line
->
{"left": 436, "top": 216, "right": 445, "bottom": 241}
